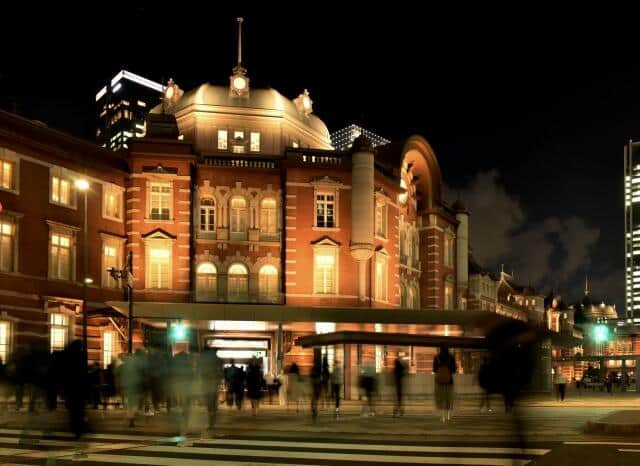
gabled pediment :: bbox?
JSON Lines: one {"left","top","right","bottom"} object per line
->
{"left": 311, "top": 236, "right": 341, "bottom": 247}
{"left": 142, "top": 228, "right": 177, "bottom": 240}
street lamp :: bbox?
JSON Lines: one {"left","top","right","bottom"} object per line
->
{"left": 107, "top": 250, "right": 134, "bottom": 354}
{"left": 75, "top": 178, "right": 90, "bottom": 367}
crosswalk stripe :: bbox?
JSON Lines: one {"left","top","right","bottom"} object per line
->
{"left": 43, "top": 453, "right": 322, "bottom": 466}
{"left": 0, "top": 447, "right": 39, "bottom": 456}
{"left": 565, "top": 441, "right": 640, "bottom": 446}
{"left": 194, "top": 438, "right": 550, "bottom": 456}
{"left": 619, "top": 449, "right": 640, "bottom": 453}
{"left": 136, "top": 445, "right": 534, "bottom": 465}
{"left": 0, "top": 429, "right": 179, "bottom": 443}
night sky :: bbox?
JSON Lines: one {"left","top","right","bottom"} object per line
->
{"left": 1, "top": 5, "right": 634, "bottom": 312}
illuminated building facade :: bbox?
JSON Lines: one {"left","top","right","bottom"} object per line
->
{"left": 625, "top": 140, "right": 640, "bottom": 319}
{"left": 95, "top": 70, "right": 164, "bottom": 151}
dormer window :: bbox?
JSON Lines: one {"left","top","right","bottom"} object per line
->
{"left": 234, "top": 131, "right": 245, "bottom": 141}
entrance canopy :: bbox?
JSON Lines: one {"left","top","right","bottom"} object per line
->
{"left": 296, "top": 331, "right": 487, "bottom": 349}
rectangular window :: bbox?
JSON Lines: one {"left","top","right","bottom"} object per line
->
{"left": 260, "top": 199, "right": 277, "bottom": 236}
{"left": 0, "top": 220, "right": 15, "bottom": 272}
{"left": 444, "top": 235, "right": 454, "bottom": 267}
{"left": 103, "top": 186, "right": 123, "bottom": 220}
{"left": 102, "top": 242, "right": 120, "bottom": 288}
{"left": 0, "top": 159, "right": 15, "bottom": 190}
{"left": 0, "top": 322, "right": 10, "bottom": 364}
{"left": 51, "top": 175, "right": 72, "bottom": 206}
{"left": 444, "top": 283, "right": 454, "bottom": 309}
{"left": 234, "top": 130, "right": 244, "bottom": 140}
{"left": 49, "top": 233, "right": 72, "bottom": 280}
{"left": 230, "top": 197, "right": 247, "bottom": 233}
{"left": 50, "top": 313, "right": 69, "bottom": 352}
{"left": 103, "top": 331, "right": 117, "bottom": 369}
{"left": 148, "top": 247, "right": 171, "bottom": 288}
{"left": 316, "top": 193, "right": 335, "bottom": 228}
{"left": 314, "top": 251, "right": 337, "bottom": 294}
{"left": 250, "top": 132, "right": 261, "bottom": 152}
{"left": 375, "top": 202, "right": 387, "bottom": 238}
{"left": 375, "top": 256, "right": 388, "bottom": 301}
{"left": 232, "top": 145, "right": 246, "bottom": 154}
{"left": 149, "top": 182, "right": 171, "bottom": 220}
{"left": 217, "top": 129, "right": 228, "bottom": 150}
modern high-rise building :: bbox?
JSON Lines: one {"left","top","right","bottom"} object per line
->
{"left": 330, "top": 123, "right": 390, "bottom": 152}
{"left": 624, "top": 140, "right": 640, "bottom": 318}
{"left": 95, "top": 70, "right": 164, "bottom": 151}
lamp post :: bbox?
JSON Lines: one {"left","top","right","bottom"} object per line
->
{"left": 75, "top": 178, "right": 90, "bottom": 368}
{"left": 108, "top": 250, "right": 134, "bottom": 354}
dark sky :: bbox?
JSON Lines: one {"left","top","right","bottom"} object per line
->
{"left": 1, "top": 4, "right": 634, "bottom": 311}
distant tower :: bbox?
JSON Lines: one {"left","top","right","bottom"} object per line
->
{"left": 625, "top": 140, "right": 640, "bottom": 318}
{"left": 229, "top": 17, "right": 250, "bottom": 97}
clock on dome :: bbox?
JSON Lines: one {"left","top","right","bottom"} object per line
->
{"left": 229, "top": 17, "right": 250, "bottom": 97}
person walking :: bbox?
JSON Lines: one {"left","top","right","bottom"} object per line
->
{"left": 393, "top": 356, "right": 407, "bottom": 417}
{"left": 331, "top": 360, "right": 343, "bottom": 418}
{"left": 433, "top": 344, "right": 456, "bottom": 422}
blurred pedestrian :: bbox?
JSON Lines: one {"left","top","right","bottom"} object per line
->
{"left": 478, "top": 356, "right": 494, "bottom": 413}
{"left": 359, "top": 362, "right": 377, "bottom": 417}
{"left": 393, "top": 356, "right": 407, "bottom": 417}
{"left": 246, "top": 357, "right": 264, "bottom": 416}
{"left": 331, "top": 360, "right": 343, "bottom": 418}
{"left": 433, "top": 344, "right": 456, "bottom": 422}
{"left": 310, "top": 359, "right": 323, "bottom": 420}
{"left": 199, "top": 347, "right": 223, "bottom": 429}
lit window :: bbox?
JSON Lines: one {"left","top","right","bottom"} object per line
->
{"left": 314, "top": 248, "right": 338, "bottom": 294}
{"left": 49, "top": 233, "right": 72, "bottom": 280}
{"left": 148, "top": 182, "right": 172, "bottom": 220}
{"left": 51, "top": 175, "right": 72, "bottom": 206}
{"left": 445, "top": 282, "right": 454, "bottom": 309}
{"left": 232, "top": 145, "right": 246, "bottom": 153}
{"left": 316, "top": 193, "right": 335, "bottom": 228}
{"left": 0, "top": 322, "right": 10, "bottom": 363}
{"left": 259, "top": 264, "right": 279, "bottom": 302}
{"left": 102, "top": 241, "right": 121, "bottom": 288}
{"left": 234, "top": 130, "right": 244, "bottom": 140}
{"left": 228, "top": 263, "right": 248, "bottom": 302}
{"left": 137, "top": 100, "right": 146, "bottom": 107}
{"left": 230, "top": 196, "right": 248, "bottom": 235}
{"left": 375, "top": 254, "right": 388, "bottom": 301}
{"left": 103, "top": 185, "right": 123, "bottom": 220}
{"left": 260, "top": 198, "right": 277, "bottom": 236}
{"left": 217, "top": 129, "right": 228, "bottom": 150}
{"left": 196, "top": 262, "right": 217, "bottom": 301}
{"left": 375, "top": 202, "right": 387, "bottom": 238}
{"left": 0, "top": 158, "right": 15, "bottom": 191}
{"left": 292, "top": 140, "right": 299, "bottom": 148}
{"left": 444, "top": 234, "right": 454, "bottom": 268}
{"left": 0, "top": 220, "right": 15, "bottom": 272}
{"left": 147, "top": 246, "right": 171, "bottom": 288}
{"left": 50, "top": 313, "right": 69, "bottom": 352}
{"left": 200, "top": 197, "right": 216, "bottom": 232}
{"left": 250, "top": 132, "right": 260, "bottom": 152}
{"left": 103, "top": 331, "right": 117, "bottom": 369}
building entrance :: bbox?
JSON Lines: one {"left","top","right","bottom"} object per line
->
{"left": 205, "top": 337, "right": 270, "bottom": 373}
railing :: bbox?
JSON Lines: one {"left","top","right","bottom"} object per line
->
{"left": 203, "top": 157, "right": 278, "bottom": 169}
{"left": 286, "top": 150, "right": 345, "bottom": 166}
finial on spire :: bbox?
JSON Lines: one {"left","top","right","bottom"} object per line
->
{"left": 585, "top": 275, "right": 590, "bottom": 296}
{"left": 237, "top": 17, "right": 244, "bottom": 68}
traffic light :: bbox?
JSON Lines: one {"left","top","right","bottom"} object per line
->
{"left": 170, "top": 322, "right": 188, "bottom": 341}
{"left": 593, "top": 324, "right": 609, "bottom": 343}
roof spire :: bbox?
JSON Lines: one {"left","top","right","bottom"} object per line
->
{"left": 585, "top": 275, "right": 590, "bottom": 296}
{"left": 236, "top": 17, "right": 244, "bottom": 68}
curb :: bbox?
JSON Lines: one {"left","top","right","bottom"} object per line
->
{"left": 585, "top": 419, "right": 640, "bottom": 435}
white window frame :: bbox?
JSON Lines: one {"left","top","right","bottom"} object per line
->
{"left": 250, "top": 132, "right": 261, "bottom": 152}
{"left": 260, "top": 198, "right": 277, "bottom": 237}
{"left": 444, "top": 231, "right": 454, "bottom": 268}
{"left": 200, "top": 197, "right": 216, "bottom": 232}
{"left": 101, "top": 234, "right": 125, "bottom": 288}
{"left": 258, "top": 264, "right": 279, "bottom": 302}
{"left": 103, "top": 330, "right": 117, "bottom": 369}
{"left": 315, "top": 192, "right": 336, "bottom": 228}
{"left": 102, "top": 183, "right": 124, "bottom": 221}
{"left": 49, "top": 168, "right": 76, "bottom": 208}
{"left": 50, "top": 312, "right": 71, "bottom": 352}
{"left": 0, "top": 215, "right": 18, "bottom": 273}
{"left": 312, "top": 240, "right": 339, "bottom": 295}
{"left": 144, "top": 235, "right": 174, "bottom": 289}
{"left": 374, "top": 251, "right": 388, "bottom": 302}
{"left": 227, "top": 262, "right": 249, "bottom": 302}
{"left": 444, "top": 280, "right": 455, "bottom": 309}
{"left": 47, "top": 222, "right": 78, "bottom": 281}
{"left": 0, "top": 148, "right": 19, "bottom": 194}
{"left": 217, "top": 129, "right": 228, "bottom": 150}
{"left": 375, "top": 201, "right": 387, "bottom": 238}
{"left": 147, "top": 181, "right": 172, "bottom": 221}
{"left": 196, "top": 262, "right": 218, "bottom": 302}
{"left": 0, "top": 321, "right": 11, "bottom": 364}
{"left": 230, "top": 196, "right": 248, "bottom": 236}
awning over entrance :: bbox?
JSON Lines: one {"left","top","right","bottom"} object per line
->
{"left": 105, "top": 302, "right": 515, "bottom": 329}
{"left": 296, "top": 331, "right": 488, "bottom": 349}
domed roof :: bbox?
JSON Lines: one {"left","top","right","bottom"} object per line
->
{"left": 153, "top": 83, "right": 330, "bottom": 141}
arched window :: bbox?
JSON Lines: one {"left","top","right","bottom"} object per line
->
{"left": 400, "top": 283, "right": 408, "bottom": 308}
{"left": 399, "top": 229, "right": 407, "bottom": 263}
{"left": 260, "top": 198, "right": 277, "bottom": 236}
{"left": 196, "top": 262, "right": 217, "bottom": 301}
{"left": 200, "top": 197, "right": 216, "bottom": 232}
{"left": 258, "top": 264, "right": 279, "bottom": 302}
{"left": 411, "top": 231, "right": 420, "bottom": 267}
{"left": 230, "top": 196, "right": 248, "bottom": 234}
{"left": 408, "top": 285, "right": 418, "bottom": 309}
{"left": 227, "top": 263, "right": 248, "bottom": 302}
